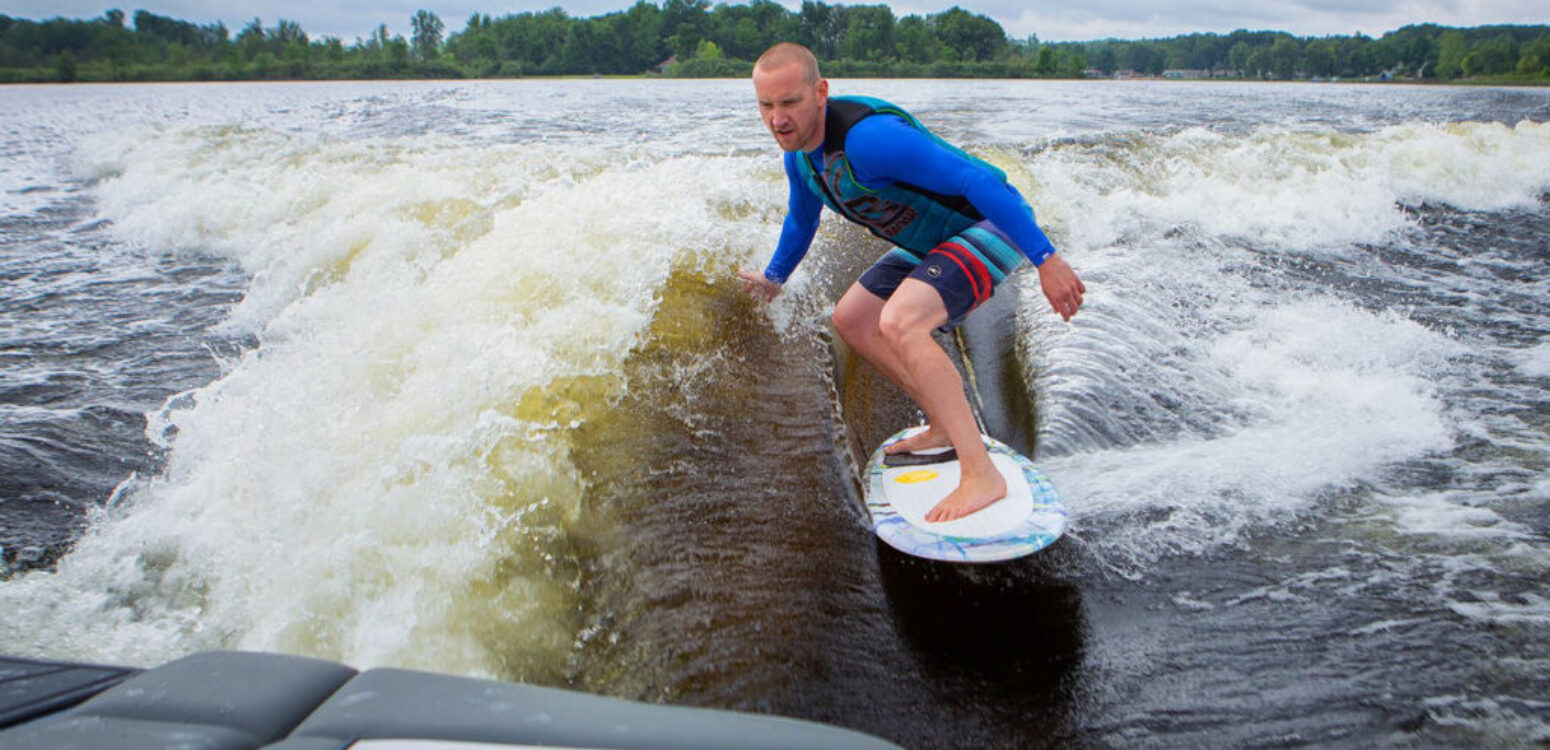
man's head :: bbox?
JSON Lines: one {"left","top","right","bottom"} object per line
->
{"left": 752, "top": 43, "right": 827, "bottom": 153}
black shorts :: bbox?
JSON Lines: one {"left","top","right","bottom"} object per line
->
{"left": 857, "top": 221, "right": 1025, "bottom": 329}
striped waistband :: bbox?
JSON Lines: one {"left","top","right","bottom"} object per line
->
{"left": 887, "top": 221, "right": 1027, "bottom": 283}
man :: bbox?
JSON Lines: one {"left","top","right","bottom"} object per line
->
{"left": 739, "top": 43, "right": 1085, "bottom": 523}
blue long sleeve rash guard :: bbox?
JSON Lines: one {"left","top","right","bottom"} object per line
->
{"left": 763, "top": 112, "right": 1057, "bottom": 284}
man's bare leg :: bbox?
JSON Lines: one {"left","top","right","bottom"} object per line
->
{"left": 831, "top": 283, "right": 951, "bottom": 455}
{"left": 833, "top": 282, "right": 920, "bottom": 396}
{"left": 877, "top": 280, "right": 1006, "bottom": 522}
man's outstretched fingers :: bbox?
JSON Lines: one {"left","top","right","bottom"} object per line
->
{"left": 737, "top": 269, "right": 782, "bottom": 302}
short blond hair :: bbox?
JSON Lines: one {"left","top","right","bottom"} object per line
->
{"left": 755, "top": 42, "right": 821, "bottom": 85}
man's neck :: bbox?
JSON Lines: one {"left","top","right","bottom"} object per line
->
{"left": 801, "top": 104, "right": 827, "bottom": 154}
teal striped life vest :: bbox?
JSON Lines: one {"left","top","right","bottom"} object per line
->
{"left": 793, "top": 95, "right": 1009, "bottom": 256}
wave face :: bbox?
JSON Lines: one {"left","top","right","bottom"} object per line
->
{"left": 0, "top": 82, "right": 794, "bottom": 680}
{"left": 1017, "top": 119, "right": 1550, "bottom": 563}
{"left": 1, "top": 80, "right": 1547, "bottom": 747}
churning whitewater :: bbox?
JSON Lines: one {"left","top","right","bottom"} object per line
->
{"left": 1, "top": 79, "right": 1547, "bottom": 747}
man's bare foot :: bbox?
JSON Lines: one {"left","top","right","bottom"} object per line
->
{"left": 885, "top": 426, "right": 952, "bottom": 455}
{"left": 925, "top": 469, "right": 1007, "bottom": 522}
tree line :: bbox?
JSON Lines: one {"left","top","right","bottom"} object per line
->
{"left": 1, "top": 4, "right": 1546, "bottom": 84}
{"left": 1080, "top": 25, "right": 1550, "bottom": 80}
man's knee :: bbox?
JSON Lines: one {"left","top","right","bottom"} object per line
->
{"left": 877, "top": 281, "right": 946, "bottom": 349}
{"left": 877, "top": 303, "right": 927, "bottom": 350}
{"left": 831, "top": 294, "right": 876, "bottom": 344}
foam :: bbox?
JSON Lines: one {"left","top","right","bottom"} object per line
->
{"left": 1420, "top": 694, "right": 1550, "bottom": 746}
{"left": 1029, "top": 296, "right": 1459, "bottom": 564}
{"left": 1379, "top": 492, "right": 1536, "bottom": 543}
{"left": 1025, "top": 120, "right": 1550, "bottom": 256}
{"left": 1513, "top": 341, "right": 1550, "bottom": 378}
{"left": 0, "top": 122, "right": 784, "bottom": 675}
{"left": 1005, "top": 122, "right": 1550, "bottom": 567}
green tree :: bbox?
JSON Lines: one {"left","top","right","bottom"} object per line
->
{"left": 134, "top": 10, "right": 200, "bottom": 48}
{"left": 1378, "top": 24, "right": 1436, "bottom": 77}
{"left": 894, "top": 15, "right": 939, "bottom": 63}
{"left": 1125, "top": 42, "right": 1165, "bottom": 74}
{"left": 55, "top": 50, "right": 76, "bottom": 81}
{"left": 236, "top": 18, "right": 266, "bottom": 60}
{"left": 386, "top": 34, "right": 410, "bottom": 70}
{"left": 444, "top": 13, "right": 496, "bottom": 71}
{"left": 1088, "top": 43, "right": 1116, "bottom": 74}
{"left": 800, "top": 1, "right": 844, "bottom": 59}
{"left": 704, "top": 0, "right": 788, "bottom": 61}
{"left": 1518, "top": 35, "right": 1550, "bottom": 76}
{"left": 1461, "top": 32, "right": 1517, "bottom": 76}
{"left": 841, "top": 5, "right": 895, "bottom": 62}
{"left": 930, "top": 6, "right": 1005, "bottom": 62}
{"left": 1060, "top": 48, "right": 1087, "bottom": 77}
{"left": 1228, "top": 41, "right": 1252, "bottom": 75}
{"left": 1340, "top": 34, "right": 1376, "bottom": 75}
{"left": 1245, "top": 46, "right": 1269, "bottom": 78}
{"left": 1270, "top": 35, "right": 1301, "bottom": 78}
{"left": 619, "top": 1, "right": 664, "bottom": 70}
{"left": 165, "top": 41, "right": 189, "bottom": 66}
{"left": 1035, "top": 45, "right": 1056, "bottom": 74}
{"left": 280, "top": 37, "right": 310, "bottom": 75}
{"left": 1304, "top": 38, "right": 1337, "bottom": 77}
{"left": 1186, "top": 34, "right": 1226, "bottom": 71}
{"left": 1010, "top": 32, "right": 1038, "bottom": 63}
{"left": 322, "top": 37, "right": 345, "bottom": 63}
{"left": 561, "top": 20, "right": 602, "bottom": 71}
{"left": 1518, "top": 51, "right": 1544, "bottom": 75}
{"left": 411, "top": 10, "right": 443, "bottom": 61}
{"left": 1435, "top": 30, "right": 1466, "bottom": 77}
{"left": 277, "top": 19, "right": 304, "bottom": 42}
{"left": 2, "top": 6, "right": 1548, "bottom": 84}
{"left": 662, "top": 0, "right": 711, "bottom": 59}
{"left": 728, "top": 17, "right": 760, "bottom": 59}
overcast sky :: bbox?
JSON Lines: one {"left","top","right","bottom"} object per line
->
{"left": 4, "top": 0, "right": 1545, "bottom": 43}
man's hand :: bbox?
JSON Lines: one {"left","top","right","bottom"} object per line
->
{"left": 1037, "top": 254, "right": 1085, "bottom": 322}
{"left": 738, "top": 269, "right": 784, "bottom": 303}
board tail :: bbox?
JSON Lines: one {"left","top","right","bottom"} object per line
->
{"left": 882, "top": 449, "right": 960, "bottom": 468}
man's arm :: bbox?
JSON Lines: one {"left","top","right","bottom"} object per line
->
{"left": 845, "top": 116, "right": 1055, "bottom": 265}
{"left": 741, "top": 151, "right": 823, "bottom": 301}
{"left": 847, "top": 116, "right": 1083, "bottom": 319}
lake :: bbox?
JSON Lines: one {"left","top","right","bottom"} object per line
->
{"left": 1, "top": 78, "right": 1548, "bottom": 748}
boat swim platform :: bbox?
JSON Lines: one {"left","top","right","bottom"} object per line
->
{"left": 0, "top": 650, "right": 901, "bottom": 750}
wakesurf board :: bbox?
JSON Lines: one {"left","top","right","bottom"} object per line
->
{"left": 864, "top": 425, "right": 1067, "bottom": 563}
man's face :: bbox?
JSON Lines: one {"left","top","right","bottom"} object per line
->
{"left": 753, "top": 62, "right": 828, "bottom": 153}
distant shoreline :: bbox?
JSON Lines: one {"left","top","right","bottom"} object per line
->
{"left": 3, "top": 75, "right": 1547, "bottom": 87}
{"left": 5, "top": 10, "right": 1546, "bottom": 88}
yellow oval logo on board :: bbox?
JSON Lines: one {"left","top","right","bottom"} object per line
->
{"left": 894, "top": 470, "right": 939, "bottom": 484}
